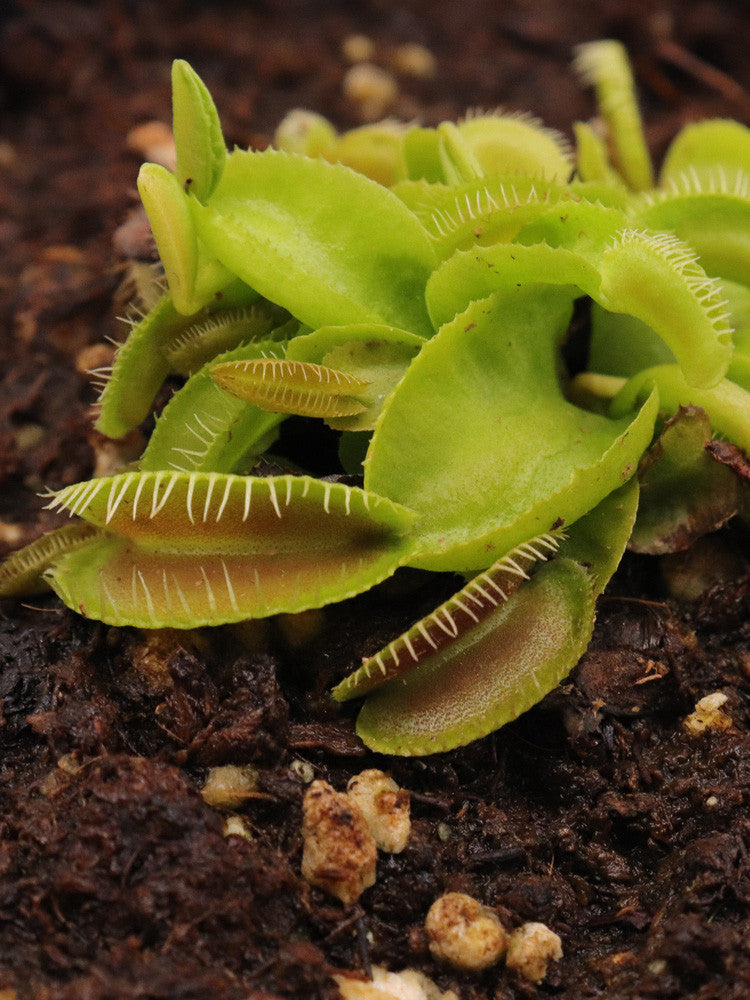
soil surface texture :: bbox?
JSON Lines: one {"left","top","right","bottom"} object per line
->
{"left": 1, "top": 2, "right": 749, "bottom": 998}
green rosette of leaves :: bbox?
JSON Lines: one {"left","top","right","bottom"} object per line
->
{"left": 5, "top": 49, "right": 750, "bottom": 758}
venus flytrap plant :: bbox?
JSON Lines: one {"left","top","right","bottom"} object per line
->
{"left": 3, "top": 45, "right": 750, "bottom": 756}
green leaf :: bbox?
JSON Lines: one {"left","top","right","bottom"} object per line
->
{"left": 137, "top": 159, "right": 236, "bottom": 316}
{"left": 366, "top": 288, "right": 658, "bottom": 572}
{"left": 96, "top": 291, "right": 185, "bottom": 438}
{"left": 172, "top": 59, "right": 227, "bottom": 203}
{"left": 573, "top": 120, "right": 625, "bottom": 186}
{"left": 429, "top": 225, "right": 734, "bottom": 389}
{"left": 190, "top": 150, "right": 436, "bottom": 336}
{"left": 437, "top": 121, "right": 485, "bottom": 183}
{"left": 137, "top": 163, "right": 199, "bottom": 315}
{"left": 400, "top": 113, "right": 572, "bottom": 188}
{"left": 354, "top": 557, "right": 595, "bottom": 755}
{"left": 402, "top": 126, "right": 444, "bottom": 182}
{"left": 725, "top": 280, "right": 750, "bottom": 357}
{"left": 43, "top": 472, "right": 417, "bottom": 628}
{"left": 587, "top": 275, "right": 746, "bottom": 385}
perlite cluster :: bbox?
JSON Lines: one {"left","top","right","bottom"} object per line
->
{"left": 424, "top": 893, "right": 562, "bottom": 983}
{"left": 301, "top": 770, "right": 411, "bottom": 906}
{"left": 2, "top": 42, "right": 750, "bottom": 755}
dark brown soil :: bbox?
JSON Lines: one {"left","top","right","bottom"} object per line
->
{"left": 1, "top": 3, "right": 749, "bottom": 998}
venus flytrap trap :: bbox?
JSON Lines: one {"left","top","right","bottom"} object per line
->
{"left": 188, "top": 150, "right": 437, "bottom": 336}
{"left": 363, "top": 287, "right": 658, "bottom": 573}
{"left": 3, "top": 43, "right": 750, "bottom": 755}
{"left": 659, "top": 118, "right": 750, "bottom": 183}
{"left": 139, "top": 338, "right": 291, "bottom": 474}
{"left": 209, "top": 358, "right": 372, "bottom": 419}
{"left": 0, "top": 522, "right": 100, "bottom": 598}
{"left": 351, "top": 484, "right": 639, "bottom": 756}
{"left": 334, "top": 531, "right": 568, "bottom": 703}
{"left": 41, "top": 471, "right": 417, "bottom": 629}
{"left": 94, "top": 279, "right": 266, "bottom": 438}
{"left": 164, "top": 303, "right": 291, "bottom": 376}
{"left": 284, "top": 323, "right": 425, "bottom": 432}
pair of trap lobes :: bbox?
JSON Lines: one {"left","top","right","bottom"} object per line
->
{"left": 210, "top": 357, "right": 372, "bottom": 419}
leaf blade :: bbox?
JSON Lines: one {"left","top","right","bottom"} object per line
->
{"left": 366, "top": 288, "right": 657, "bottom": 572}
{"left": 171, "top": 59, "right": 226, "bottom": 203}
{"left": 191, "top": 150, "right": 436, "bottom": 336}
